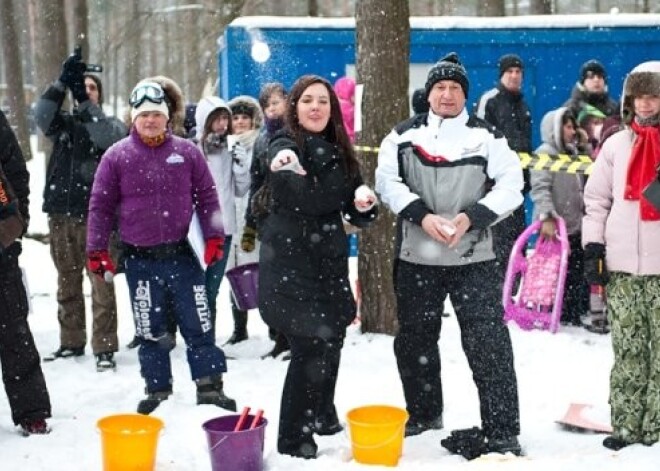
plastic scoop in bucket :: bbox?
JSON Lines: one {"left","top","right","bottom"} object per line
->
{"left": 347, "top": 405, "right": 408, "bottom": 466}
{"left": 203, "top": 407, "right": 267, "bottom": 471}
{"left": 97, "top": 413, "right": 164, "bottom": 471}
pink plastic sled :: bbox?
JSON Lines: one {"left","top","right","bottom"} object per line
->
{"left": 503, "top": 217, "right": 569, "bottom": 333}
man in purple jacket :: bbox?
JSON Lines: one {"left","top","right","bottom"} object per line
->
{"left": 86, "top": 79, "right": 236, "bottom": 415}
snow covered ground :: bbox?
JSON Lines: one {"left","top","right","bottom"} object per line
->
{"left": 1, "top": 148, "right": 657, "bottom": 470}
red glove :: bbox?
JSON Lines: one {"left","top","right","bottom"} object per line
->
{"left": 204, "top": 237, "right": 225, "bottom": 266}
{"left": 87, "top": 250, "right": 116, "bottom": 282}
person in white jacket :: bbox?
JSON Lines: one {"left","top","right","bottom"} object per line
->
{"left": 195, "top": 97, "right": 251, "bottom": 331}
{"left": 582, "top": 60, "right": 660, "bottom": 451}
{"left": 376, "top": 52, "right": 523, "bottom": 458}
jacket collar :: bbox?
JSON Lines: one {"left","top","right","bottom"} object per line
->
{"left": 428, "top": 107, "right": 469, "bottom": 130}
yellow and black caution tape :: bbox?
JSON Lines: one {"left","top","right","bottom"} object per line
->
{"left": 518, "top": 152, "right": 594, "bottom": 175}
{"left": 355, "top": 145, "right": 594, "bottom": 175}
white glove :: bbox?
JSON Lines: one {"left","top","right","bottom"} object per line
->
{"left": 354, "top": 184, "right": 377, "bottom": 212}
{"left": 270, "top": 149, "right": 306, "bottom": 175}
{"left": 231, "top": 143, "right": 249, "bottom": 174}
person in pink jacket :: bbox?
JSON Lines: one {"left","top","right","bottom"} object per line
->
{"left": 582, "top": 61, "right": 660, "bottom": 450}
{"left": 333, "top": 76, "right": 355, "bottom": 143}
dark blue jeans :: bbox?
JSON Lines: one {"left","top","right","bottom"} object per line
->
{"left": 125, "top": 252, "right": 227, "bottom": 392}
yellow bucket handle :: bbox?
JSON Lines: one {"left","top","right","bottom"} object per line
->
{"left": 349, "top": 425, "right": 404, "bottom": 450}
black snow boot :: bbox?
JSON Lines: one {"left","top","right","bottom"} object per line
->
{"left": 137, "top": 389, "right": 172, "bottom": 415}
{"left": 261, "top": 332, "right": 290, "bottom": 359}
{"left": 224, "top": 307, "right": 248, "bottom": 345}
{"left": 196, "top": 376, "right": 237, "bottom": 411}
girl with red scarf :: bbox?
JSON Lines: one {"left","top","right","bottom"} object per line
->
{"left": 582, "top": 61, "right": 660, "bottom": 451}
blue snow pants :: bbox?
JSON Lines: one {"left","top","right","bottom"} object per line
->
{"left": 125, "top": 251, "right": 227, "bottom": 393}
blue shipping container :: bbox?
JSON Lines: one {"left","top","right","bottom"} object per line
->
{"left": 219, "top": 14, "right": 660, "bottom": 148}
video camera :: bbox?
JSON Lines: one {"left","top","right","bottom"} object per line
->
{"left": 74, "top": 45, "right": 103, "bottom": 73}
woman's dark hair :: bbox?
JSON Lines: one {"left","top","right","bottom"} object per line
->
{"left": 258, "top": 82, "right": 287, "bottom": 109}
{"left": 202, "top": 107, "right": 232, "bottom": 143}
{"left": 84, "top": 74, "right": 103, "bottom": 105}
{"left": 285, "top": 74, "right": 359, "bottom": 177}
{"left": 562, "top": 109, "right": 577, "bottom": 128}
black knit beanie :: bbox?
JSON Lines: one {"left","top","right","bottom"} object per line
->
{"left": 498, "top": 54, "right": 524, "bottom": 77}
{"left": 580, "top": 60, "right": 607, "bottom": 84}
{"left": 425, "top": 52, "right": 469, "bottom": 99}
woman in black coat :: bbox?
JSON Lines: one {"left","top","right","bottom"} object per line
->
{"left": 0, "top": 110, "right": 52, "bottom": 435}
{"left": 258, "top": 75, "right": 377, "bottom": 459}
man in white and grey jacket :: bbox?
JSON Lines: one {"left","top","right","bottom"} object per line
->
{"left": 376, "top": 52, "right": 524, "bottom": 458}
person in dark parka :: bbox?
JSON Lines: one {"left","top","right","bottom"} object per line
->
{"left": 0, "top": 109, "right": 52, "bottom": 435}
{"left": 259, "top": 75, "right": 378, "bottom": 459}
{"left": 35, "top": 49, "right": 126, "bottom": 371}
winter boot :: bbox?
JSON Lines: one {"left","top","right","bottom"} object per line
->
{"left": 19, "top": 418, "right": 50, "bottom": 436}
{"left": 486, "top": 435, "right": 522, "bottom": 456}
{"left": 196, "top": 376, "right": 237, "bottom": 411}
{"left": 126, "top": 336, "right": 140, "bottom": 349}
{"left": 96, "top": 352, "right": 117, "bottom": 372}
{"left": 405, "top": 415, "right": 443, "bottom": 437}
{"left": 224, "top": 307, "right": 248, "bottom": 345}
{"left": 137, "top": 389, "right": 172, "bottom": 415}
{"left": 43, "top": 346, "right": 85, "bottom": 362}
{"left": 261, "top": 332, "right": 290, "bottom": 359}
{"left": 603, "top": 435, "right": 632, "bottom": 450}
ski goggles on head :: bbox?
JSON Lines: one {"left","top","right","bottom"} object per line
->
{"left": 129, "top": 82, "right": 166, "bottom": 108}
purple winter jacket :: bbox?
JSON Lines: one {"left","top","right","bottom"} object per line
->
{"left": 87, "top": 127, "right": 224, "bottom": 252}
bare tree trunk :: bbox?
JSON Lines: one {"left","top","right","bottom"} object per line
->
{"left": 0, "top": 0, "right": 32, "bottom": 160}
{"left": 125, "top": 0, "right": 140, "bottom": 97}
{"left": 529, "top": 0, "right": 552, "bottom": 14}
{"left": 308, "top": 0, "right": 318, "bottom": 16}
{"left": 478, "top": 0, "right": 505, "bottom": 16}
{"left": 33, "top": 0, "right": 67, "bottom": 156}
{"left": 642, "top": 0, "right": 650, "bottom": 13}
{"left": 69, "top": 0, "right": 89, "bottom": 53}
{"left": 355, "top": 0, "right": 409, "bottom": 335}
{"left": 33, "top": 0, "right": 67, "bottom": 96}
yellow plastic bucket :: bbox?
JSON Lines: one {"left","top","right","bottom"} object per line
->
{"left": 97, "top": 414, "right": 164, "bottom": 471}
{"left": 346, "top": 405, "right": 408, "bottom": 467}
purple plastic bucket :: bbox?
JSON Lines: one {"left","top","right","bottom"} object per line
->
{"left": 226, "top": 263, "right": 259, "bottom": 311}
{"left": 202, "top": 414, "right": 267, "bottom": 471}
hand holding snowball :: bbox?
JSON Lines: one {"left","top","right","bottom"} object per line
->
{"left": 270, "top": 149, "right": 306, "bottom": 175}
{"left": 354, "top": 185, "right": 377, "bottom": 212}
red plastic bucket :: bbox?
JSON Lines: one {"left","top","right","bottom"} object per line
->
{"left": 226, "top": 263, "right": 259, "bottom": 311}
{"left": 202, "top": 414, "right": 267, "bottom": 471}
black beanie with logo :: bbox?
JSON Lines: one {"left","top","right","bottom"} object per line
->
{"left": 425, "top": 52, "right": 469, "bottom": 99}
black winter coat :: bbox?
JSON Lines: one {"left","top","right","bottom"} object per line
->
{"left": 475, "top": 84, "right": 532, "bottom": 192}
{"left": 0, "top": 110, "right": 29, "bottom": 260}
{"left": 35, "top": 82, "right": 126, "bottom": 219}
{"left": 475, "top": 84, "right": 532, "bottom": 153}
{"left": 258, "top": 131, "right": 377, "bottom": 339}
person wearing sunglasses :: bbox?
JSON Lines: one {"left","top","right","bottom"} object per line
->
{"left": 86, "top": 78, "right": 237, "bottom": 415}
{"left": 35, "top": 48, "right": 126, "bottom": 372}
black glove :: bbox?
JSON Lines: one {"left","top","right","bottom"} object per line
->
{"left": 71, "top": 76, "right": 88, "bottom": 104}
{"left": 583, "top": 243, "right": 609, "bottom": 286}
{"left": 440, "top": 427, "right": 487, "bottom": 460}
{"left": 59, "top": 51, "right": 86, "bottom": 89}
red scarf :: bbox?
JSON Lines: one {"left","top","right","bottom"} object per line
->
{"left": 625, "top": 121, "right": 660, "bottom": 221}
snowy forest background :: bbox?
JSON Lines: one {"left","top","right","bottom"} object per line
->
{"left": 0, "top": 0, "right": 658, "bottom": 162}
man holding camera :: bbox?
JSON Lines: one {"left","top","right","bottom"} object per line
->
{"left": 35, "top": 47, "right": 126, "bottom": 371}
